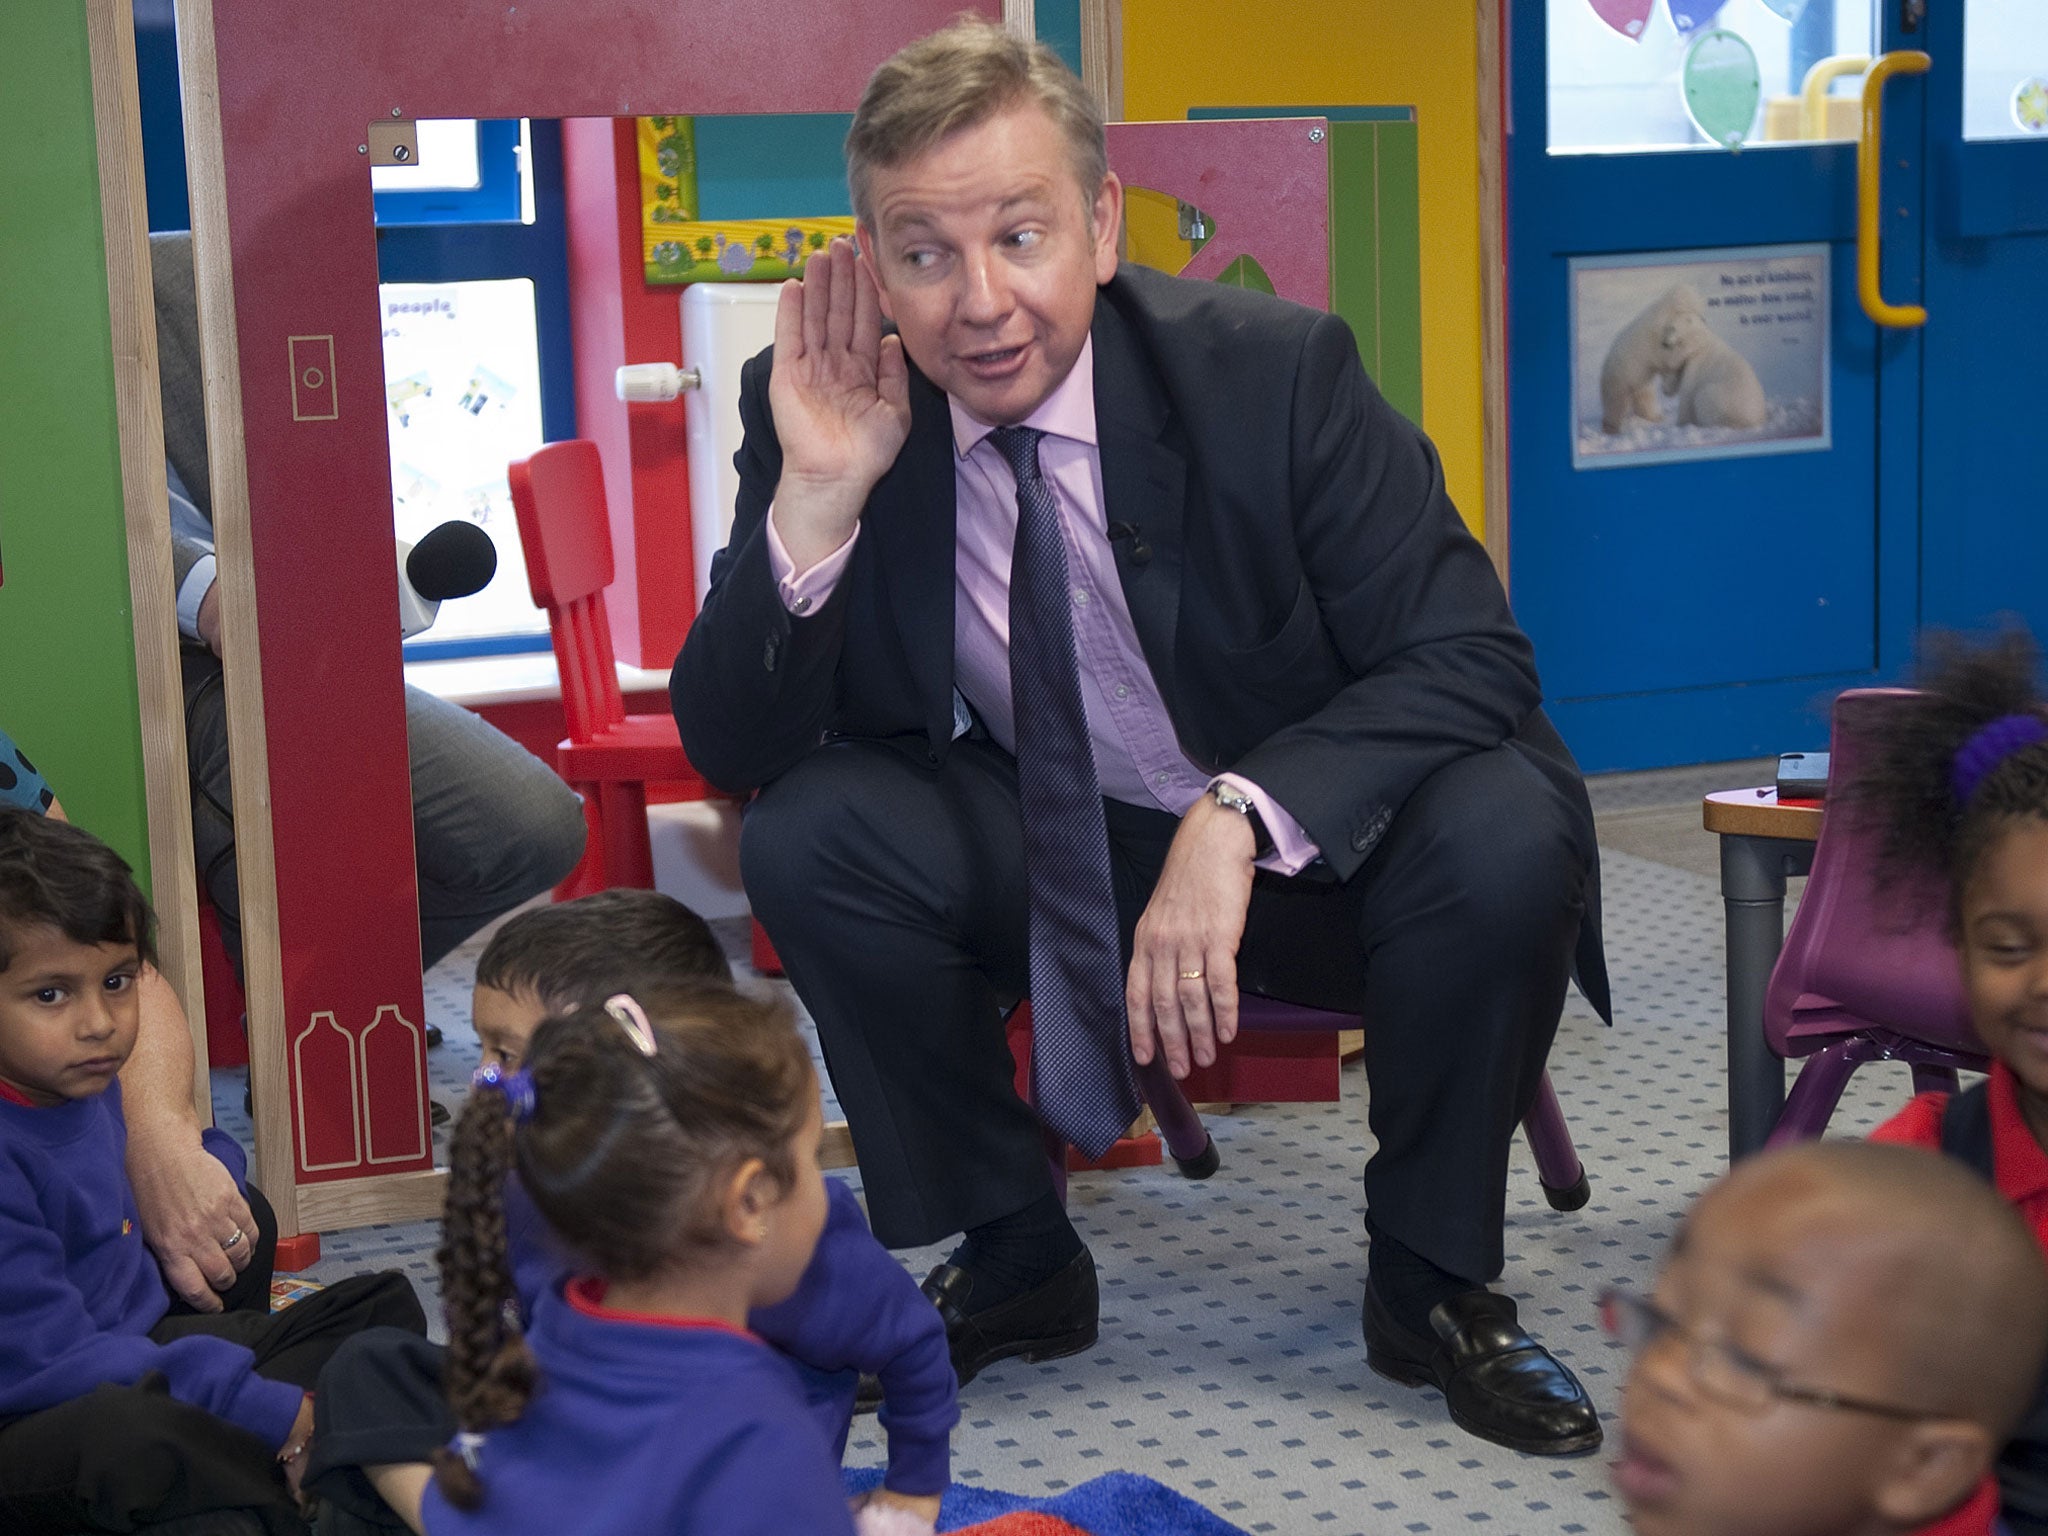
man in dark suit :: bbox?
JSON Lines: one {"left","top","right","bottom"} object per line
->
{"left": 673, "top": 19, "right": 1608, "bottom": 1455}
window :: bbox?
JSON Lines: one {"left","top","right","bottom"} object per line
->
{"left": 377, "top": 120, "right": 574, "bottom": 658}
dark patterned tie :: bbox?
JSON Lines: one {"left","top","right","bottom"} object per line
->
{"left": 990, "top": 425, "right": 1142, "bottom": 1159}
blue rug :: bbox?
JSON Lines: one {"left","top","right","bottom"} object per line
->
{"left": 847, "top": 1468, "right": 1250, "bottom": 1535}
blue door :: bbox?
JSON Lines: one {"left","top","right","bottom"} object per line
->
{"left": 1509, "top": 0, "right": 2044, "bottom": 772}
{"left": 1917, "top": 2, "right": 2048, "bottom": 638}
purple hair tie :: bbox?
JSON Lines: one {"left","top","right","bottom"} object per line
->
{"left": 1951, "top": 713, "right": 2048, "bottom": 805}
{"left": 471, "top": 1062, "right": 537, "bottom": 1122}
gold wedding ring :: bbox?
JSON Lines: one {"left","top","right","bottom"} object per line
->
{"left": 1178, "top": 969, "right": 1205, "bottom": 980}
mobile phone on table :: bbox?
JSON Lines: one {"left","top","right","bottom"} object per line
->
{"left": 1775, "top": 751, "right": 1829, "bottom": 800}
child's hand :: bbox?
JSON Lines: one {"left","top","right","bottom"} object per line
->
{"left": 853, "top": 1486, "right": 941, "bottom": 1536}
{"left": 278, "top": 1395, "right": 316, "bottom": 1498}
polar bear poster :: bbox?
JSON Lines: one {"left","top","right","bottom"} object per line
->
{"left": 1570, "top": 243, "right": 1830, "bottom": 468}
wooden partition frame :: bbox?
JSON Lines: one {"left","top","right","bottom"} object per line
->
{"left": 170, "top": 0, "right": 998, "bottom": 1246}
{"left": 86, "top": 0, "right": 211, "bottom": 1118}
{"left": 1478, "top": 0, "right": 1511, "bottom": 586}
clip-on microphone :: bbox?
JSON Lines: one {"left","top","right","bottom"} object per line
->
{"left": 1107, "top": 521, "right": 1151, "bottom": 565}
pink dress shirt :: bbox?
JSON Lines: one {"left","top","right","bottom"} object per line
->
{"left": 765, "top": 336, "right": 1320, "bottom": 875}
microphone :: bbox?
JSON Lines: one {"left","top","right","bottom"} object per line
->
{"left": 398, "top": 520, "right": 498, "bottom": 639}
{"left": 1107, "top": 521, "right": 1151, "bottom": 565}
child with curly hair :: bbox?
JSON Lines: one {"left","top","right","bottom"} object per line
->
{"left": 1846, "top": 630, "right": 2048, "bottom": 1531}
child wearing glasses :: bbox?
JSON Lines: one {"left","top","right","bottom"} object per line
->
{"left": 361, "top": 986, "right": 870, "bottom": 1536}
{"left": 1846, "top": 632, "right": 2048, "bottom": 1532}
{"left": 1604, "top": 1140, "right": 2048, "bottom": 1536}
{"left": 304, "top": 893, "right": 954, "bottom": 1536}
{"left": 0, "top": 809, "right": 426, "bottom": 1535}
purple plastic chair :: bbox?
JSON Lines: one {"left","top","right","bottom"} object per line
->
{"left": 1761, "top": 689, "right": 1987, "bottom": 1148}
{"left": 1037, "top": 995, "right": 1592, "bottom": 1212}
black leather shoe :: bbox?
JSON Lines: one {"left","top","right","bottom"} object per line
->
{"left": 921, "top": 1248, "right": 1099, "bottom": 1387}
{"left": 1363, "top": 1285, "right": 1602, "bottom": 1456}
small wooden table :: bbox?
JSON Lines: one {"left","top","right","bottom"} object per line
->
{"left": 1701, "top": 790, "right": 1823, "bottom": 1159}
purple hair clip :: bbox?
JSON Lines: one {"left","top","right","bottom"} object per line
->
{"left": 1951, "top": 713, "right": 2048, "bottom": 805}
{"left": 470, "top": 1062, "right": 537, "bottom": 1122}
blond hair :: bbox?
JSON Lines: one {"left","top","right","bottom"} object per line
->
{"left": 844, "top": 16, "right": 1107, "bottom": 226}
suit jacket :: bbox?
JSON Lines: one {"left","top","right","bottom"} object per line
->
{"left": 676, "top": 263, "right": 1600, "bottom": 978}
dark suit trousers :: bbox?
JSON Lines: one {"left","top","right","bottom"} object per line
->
{"left": 741, "top": 732, "right": 1596, "bottom": 1284}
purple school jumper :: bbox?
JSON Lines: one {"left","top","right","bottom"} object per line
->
{"left": 505, "top": 1174, "right": 956, "bottom": 1494}
{"left": 0, "top": 1081, "right": 302, "bottom": 1445}
{"left": 420, "top": 1276, "right": 857, "bottom": 1536}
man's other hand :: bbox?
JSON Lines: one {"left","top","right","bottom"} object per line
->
{"left": 128, "top": 1112, "right": 256, "bottom": 1312}
{"left": 768, "top": 237, "right": 912, "bottom": 571}
{"left": 1126, "top": 797, "right": 1257, "bottom": 1079}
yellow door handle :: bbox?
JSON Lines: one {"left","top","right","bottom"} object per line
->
{"left": 1858, "top": 50, "right": 1930, "bottom": 328}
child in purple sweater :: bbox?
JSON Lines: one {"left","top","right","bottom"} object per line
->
{"left": 308, "top": 892, "right": 954, "bottom": 1534}
{"left": 0, "top": 809, "right": 424, "bottom": 1535}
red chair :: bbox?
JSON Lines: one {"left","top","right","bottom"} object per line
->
{"left": 1761, "top": 689, "right": 1987, "bottom": 1146}
{"left": 508, "top": 440, "right": 711, "bottom": 896}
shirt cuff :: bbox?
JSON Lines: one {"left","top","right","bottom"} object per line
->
{"left": 176, "top": 554, "right": 217, "bottom": 642}
{"left": 765, "top": 510, "right": 857, "bottom": 617}
{"left": 1213, "top": 773, "right": 1321, "bottom": 878}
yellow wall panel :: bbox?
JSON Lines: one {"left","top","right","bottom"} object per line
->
{"left": 1120, "top": 2, "right": 1487, "bottom": 535}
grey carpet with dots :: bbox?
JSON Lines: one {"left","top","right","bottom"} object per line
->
{"left": 207, "top": 768, "right": 1925, "bottom": 1536}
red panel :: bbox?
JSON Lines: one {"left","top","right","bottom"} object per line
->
{"left": 611, "top": 118, "right": 697, "bottom": 670}
{"left": 197, "top": 895, "right": 248, "bottom": 1070}
{"left": 1178, "top": 1031, "right": 1340, "bottom": 1105}
{"left": 1105, "top": 119, "right": 1331, "bottom": 310}
{"left": 563, "top": 117, "right": 687, "bottom": 671}
{"left": 205, "top": 0, "right": 998, "bottom": 1190}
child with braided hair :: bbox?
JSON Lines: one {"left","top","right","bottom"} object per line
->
{"left": 1847, "top": 630, "right": 2048, "bottom": 1532}
{"left": 304, "top": 895, "right": 954, "bottom": 1536}
{"left": 364, "top": 985, "right": 876, "bottom": 1536}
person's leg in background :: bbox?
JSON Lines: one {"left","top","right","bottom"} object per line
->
{"left": 180, "top": 659, "right": 586, "bottom": 980}
{"left": 401, "top": 684, "right": 585, "bottom": 970}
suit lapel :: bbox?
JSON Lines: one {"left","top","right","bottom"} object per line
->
{"left": 870, "top": 363, "right": 959, "bottom": 747}
{"left": 1091, "top": 295, "right": 1189, "bottom": 723}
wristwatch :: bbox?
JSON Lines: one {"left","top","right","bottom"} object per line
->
{"left": 1208, "top": 781, "right": 1275, "bottom": 859}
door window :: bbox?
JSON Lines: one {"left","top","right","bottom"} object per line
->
{"left": 1963, "top": 0, "right": 2048, "bottom": 139}
{"left": 1549, "top": 0, "right": 1880, "bottom": 153}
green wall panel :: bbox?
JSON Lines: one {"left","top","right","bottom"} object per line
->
{"left": 0, "top": 2, "right": 152, "bottom": 881}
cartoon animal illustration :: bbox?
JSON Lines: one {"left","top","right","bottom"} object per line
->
{"left": 1598, "top": 283, "right": 1705, "bottom": 433}
{"left": 1658, "top": 307, "right": 1769, "bottom": 429}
